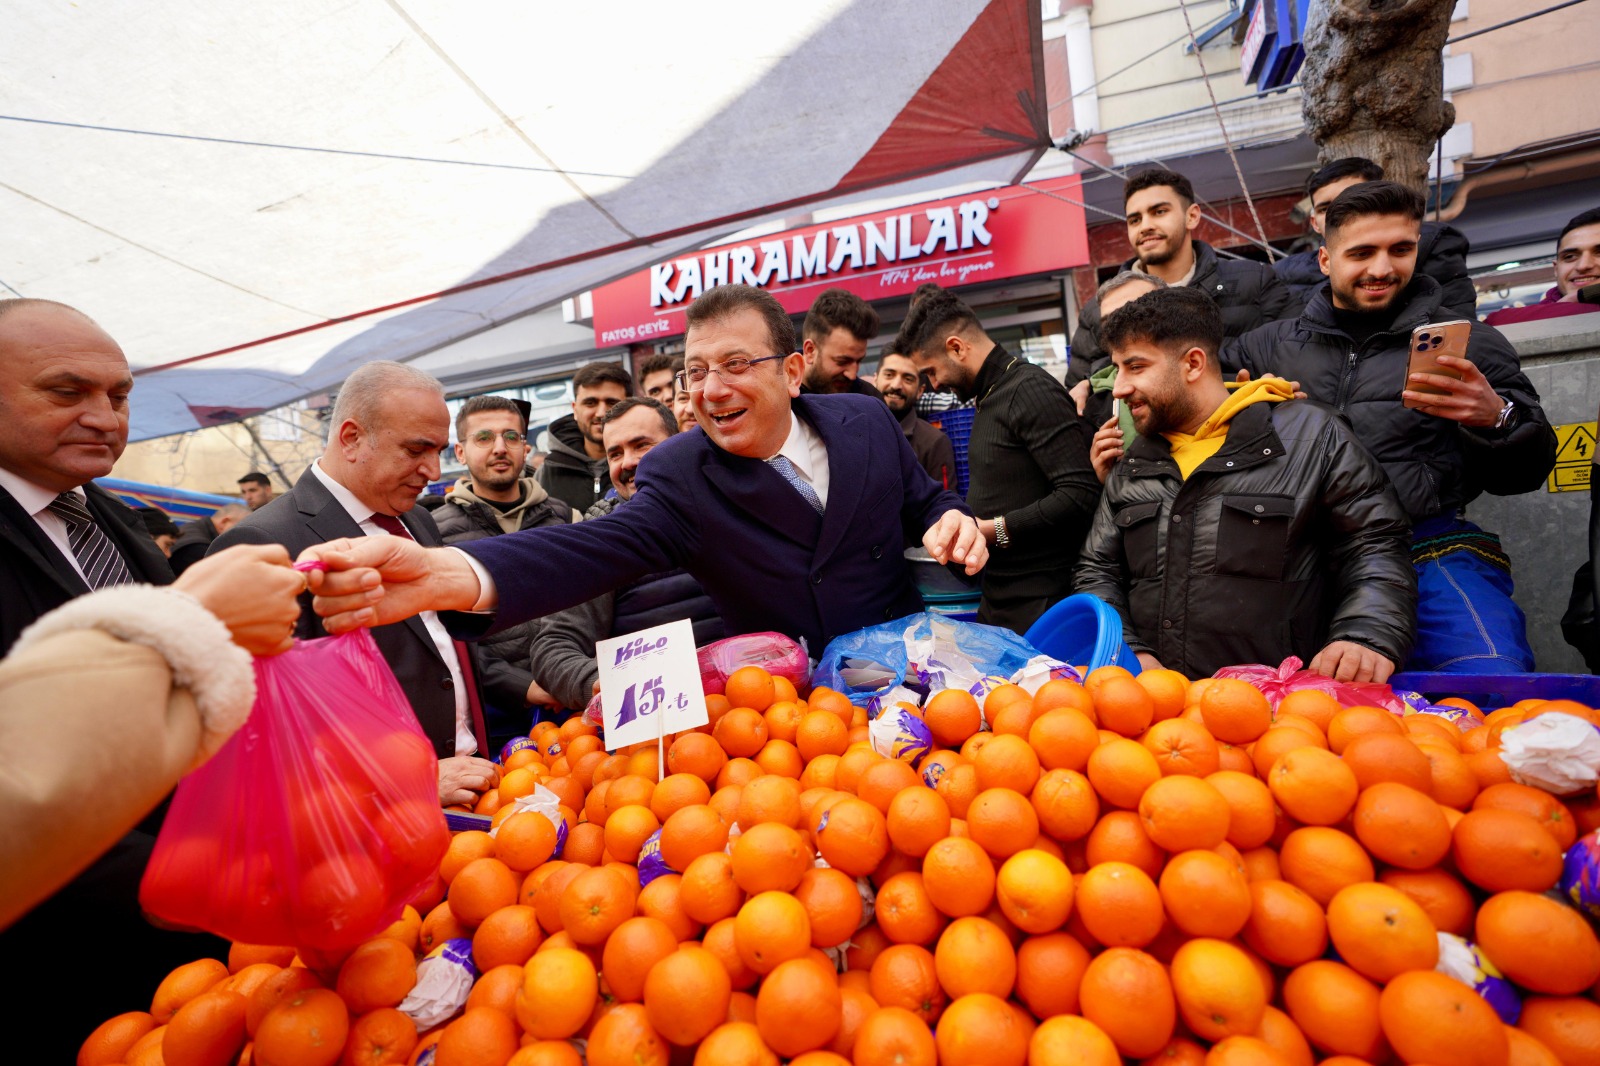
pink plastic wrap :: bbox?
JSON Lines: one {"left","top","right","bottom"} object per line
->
{"left": 1212, "top": 656, "right": 1407, "bottom": 715}
{"left": 697, "top": 631, "right": 811, "bottom": 696}
{"left": 140, "top": 630, "right": 448, "bottom": 950}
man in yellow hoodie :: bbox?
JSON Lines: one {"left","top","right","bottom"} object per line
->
{"left": 1074, "top": 288, "right": 1416, "bottom": 682}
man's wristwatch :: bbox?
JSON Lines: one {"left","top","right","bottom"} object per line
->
{"left": 992, "top": 516, "right": 1010, "bottom": 549}
{"left": 1492, "top": 397, "right": 1519, "bottom": 432}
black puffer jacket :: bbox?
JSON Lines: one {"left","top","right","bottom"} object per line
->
{"left": 1069, "top": 239, "right": 1298, "bottom": 380}
{"left": 1228, "top": 278, "right": 1555, "bottom": 522}
{"left": 1273, "top": 221, "right": 1478, "bottom": 322}
{"left": 536, "top": 414, "right": 610, "bottom": 513}
{"left": 1074, "top": 400, "right": 1417, "bottom": 678}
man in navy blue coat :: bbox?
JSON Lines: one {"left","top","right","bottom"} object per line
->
{"left": 303, "top": 285, "right": 987, "bottom": 653}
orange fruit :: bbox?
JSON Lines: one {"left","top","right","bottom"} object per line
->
{"left": 730, "top": 821, "right": 811, "bottom": 893}
{"left": 725, "top": 666, "right": 776, "bottom": 713}
{"left": 1083, "top": 809, "right": 1164, "bottom": 879}
{"left": 558, "top": 866, "right": 634, "bottom": 946}
{"left": 995, "top": 849, "right": 1074, "bottom": 934}
{"left": 341, "top": 1007, "right": 418, "bottom": 1066}
{"left": 635, "top": 872, "right": 703, "bottom": 942}
{"left": 934, "top": 761, "right": 981, "bottom": 818}
{"left": 436, "top": 1007, "right": 519, "bottom": 1066}
{"left": 1033, "top": 678, "right": 1097, "bottom": 719}
{"left": 1269, "top": 746, "right": 1359, "bottom": 826}
{"left": 1476, "top": 890, "right": 1600, "bottom": 995}
{"left": 1452, "top": 808, "right": 1564, "bottom": 892}
{"left": 517, "top": 948, "right": 597, "bottom": 1039}
{"left": 983, "top": 683, "right": 1032, "bottom": 726}
{"left": 921, "top": 836, "right": 996, "bottom": 918}
{"left": 885, "top": 786, "right": 951, "bottom": 857}
{"left": 252, "top": 988, "right": 349, "bottom": 1066}
{"left": 874, "top": 872, "right": 948, "bottom": 946}
{"left": 1205, "top": 770, "right": 1276, "bottom": 849}
{"left": 1241, "top": 879, "right": 1327, "bottom": 966}
{"left": 1505, "top": 1026, "right": 1566, "bottom": 1066}
{"left": 471, "top": 904, "right": 543, "bottom": 971}
{"left": 1077, "top": 947, "right": 1176, "bottom": 1058}
{"left": 869, "top": 944, "right": 946, "bottom": 1024}
{"left": 668, "top": 732, "right": 728, "bottom": 783}
{"left": 1351, "top": 781, "right": 1452, "bottom": 869}
{"left": 693, "top": 1021, "right": 779, "bottom": 1065}
{"left": 792, "top": 867, "right": 862, "bottom": 949}
{"left": 1137, "top": 668, "right": 1192, "bottom": 721}
{"left": 734, "top": 891, "right": 811, "bottom": 974}
{"left": 829, "top": 984, "right": 875, "bottom": 1059}
{"left": 79, "top": 1011, "right": 157, "bottom": 1066}
{"left": 1377, "top": 866, "right": 1476, "bottom": 936}
{"left": 601, "top": 917, "right": 680, "bottom": 1003}
{"left": 1093, "top": 676, "right": 1155, "bottom": 737}
{"left": 680, "top": 851, "right": 744, "bottom": 925}
{"left": 1378, "top": 970, "right": 1509, "bottom": 1066}
{"left": 227, "top": 944, "right": 296, "bottom": 973}
{"left": 1075, "top": 862, "right": 1163, "bottom": 948}
{"left": 796, "top": 711, "right": 850, "bottom": 762}
{"left": 495, "top": 810, "right": 561, "bottom": 873}
{"left": 658, "top": 804, "right": 730, "bottom": 872}
{"left": 335, "top": 938, "right": 417, "bottom": 1015}
{"left": 1473, "top": 782, "right": 1580, "bottom": 850}
{"left": 1158, "top": 849, "right": 1250, "bottom": 938}
{"left": 162, "top": 989, "right": 247, "bottom": 1066}
{"left": 1340, "top": 731, "right": 1433, "bottom": 792}
{"left": 1142, "top": 717, "right": 1221, "bottom": 777}
{"left": 603, "top": 804, "right": 661, "bottom": 865}
{"left": 1277, "top": 826, "right": 1374, "bottom": 906}
{"left": 1138, "top": 775, "right": 1230, "bottom": 851}
{"left": 1015, "top": 932, "right": 1091, "bottom": 1020}
{"left": 151, "top": 958, "right": 230, "bottom": 1023}
{"left": 451, "top": 857, "right": 521, "bottom": 927}
{"left": 1252, "top": 1004, "right": 1313, "bottom": 1066}
{"left": 934, "top": 916, "right": 1017, "bottom": 999}
{"left": 933, "top": 993, "right": 1032, "bottom": 1066}
{"left": 1249, "top": 726, "right": 1326, "bottom": 779}
{"left": 923, "top": 690, "right": 983, "bottom": 748}
{"left": 1281, "top": 960, "right": 1386, "bottom": 1061}
{"left": 852, "top": 1006, "right": 938, "bottom": 1066}
{"left": 643, "top": 946, "right": 732, "bottom": 1046}
{"left": 1327, "top": 705, "right": 1404, "bottom": 753}
{"left": 587, "top": 1002, "right": 669, "bottom": 1066}
{"left": 1169, "top": 938, "right": 1265, "bottom": 1041}
{"left": 853, "top": 760, "right": 920, "bottom": 814}
{"left": 651, "top": 773, "right": 713, "bottom": 822}
{"left": 714, "top": 707, "right": 770, "bottom": 758}
{"left": 814, "top": 797, "right": 889, "bottom": 876}
{"left": 244, "top": 966, "right": 322, "bottom": 1038}
{"left": 701, "top": 917, "right": 759, "bottom": 991}
{"left": 1031, "top": 768, "right": 1099, "bottom": 843}
{"left": 1029, "top": 709, "right": 1100, "bottom": 773}
{"left": 754, "top": 958, "right": 841, "bottom": 1058}
{"left": 973, "top": 734, "right": 1042, "bottom": 794}
{"left": 1196, "top": 680, "right": 1271, "bottom": 743}
{"left": 1325, "top": 882, "right": 1439, "bottom": 982}
{"left": 1518, "top": 996, "right": 1600, "bottom": 1066}
{"left": 1276, "top": 689, "right": 1341, "bottom": 733}
{"left": 965, "top": 787, "right": 1040, "bottom": 859}
{"left": 1086, "top": 738, "right": 1161, "bottom": 809}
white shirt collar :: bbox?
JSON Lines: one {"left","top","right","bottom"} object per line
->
{"left": 0, "top": 467, "right": 84, "bottom": 516}
{"left": 309, "top": 459, "right": 383, "bottom": 525}
{"left": 771, "top": 412, "right": 817, "bottom": 479}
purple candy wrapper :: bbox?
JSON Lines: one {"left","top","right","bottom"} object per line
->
{"left": 1436, "top": 933, "right": 1521, "bottom": 1024}
{"left": 498, "top": 735, "right": 536, "bottom": 764}
{"left": 869, "top": 708, "right": 932, "bottom": 765}
{"left": 398, "top": 936, "right": 477, "bottom": 1030}
{"left": 637, "top": 827, "right": 673, "bottom": 887}
{"left": 1562, "top": 829, "right": 1600, "bottom": 919}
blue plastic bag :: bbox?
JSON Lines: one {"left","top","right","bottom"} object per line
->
{"left": 813, "top": 612, "right": 1074, "bottom": 710}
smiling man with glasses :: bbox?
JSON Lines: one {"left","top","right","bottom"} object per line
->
{"left": 433, "top": 394, "right": 579, "bottom": 740}
{"left": 303, "top": 285, "right": 988, "bottom": 659}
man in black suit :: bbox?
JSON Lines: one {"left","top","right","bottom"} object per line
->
{"left": 302, "top": 285, "right": 988, "bottom": 657}
{"left": 211, "top": 360, "right": 510, "bottom": 806}
{"left": 0, "top": 297, "right": 223, "bottom": 1048}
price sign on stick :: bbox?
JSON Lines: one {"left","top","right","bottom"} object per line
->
{"left": 596, "top": 619, "right": 708, "bottom": 754}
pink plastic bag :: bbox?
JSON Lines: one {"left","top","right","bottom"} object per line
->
{"left": 1212, "top": 656, "right": 1406, "bottom": 715}
{"left": 140, "top": 630, "right": 448, "bottom": 950}
{"left": 698, "top": 631, "right": 811, "bottom": 696}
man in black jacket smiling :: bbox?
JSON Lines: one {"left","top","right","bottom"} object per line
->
{"left": 898, "top": 287, "right": 1099, "bottom": 634}
{"left": 1076, "top": 287, "right": 1415, "bottom": 681}
{"left": 1231, "top": 181, "right": 1555, "bottom": 673}
{"left": 1069, "top": 167, "right": 1297, "bottom": 382}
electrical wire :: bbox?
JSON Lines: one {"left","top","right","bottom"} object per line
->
{"left": 1070, "top": 0, "right": 1232, "bottom": 99}
{"left": 1444, "top": 0, "right": 1590, "bottom": 44}
{"left": 1174, "top": 0, "right": 1273, "bottom": 256}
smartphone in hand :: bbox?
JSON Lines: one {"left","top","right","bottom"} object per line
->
{"left": 1402, "top": 320, "right": 1473, "bottom": 410}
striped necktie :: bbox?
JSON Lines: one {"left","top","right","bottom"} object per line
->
{"left": 768, "top": 454, "right": 824, "bottom": 515}
{"left": 47, "top": 492, "right": 135, "bottom": 589}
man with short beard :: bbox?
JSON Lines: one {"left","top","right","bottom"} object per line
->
{"left": 898, "top": 289, "right": 1098, "bottom": 634}
{"left": 874, "top": 352, "right": 956, "bottom": 490}
{"left": 538, "top": 361, "right": 632, "bottom": 512}
{"left": 1232, "top": 181, "right": 1555, "bottom": 673}
{"left": 433, "top": 395, "right": 578, "bottom": 743}
{"left": 801, "top": 287, "right": 882, "bottom": 398}
{"left": 528, "top": 397, "right": 723, "bottom": 709}
{"left": 1076, "top": 287, "right": 1415, "bottom": 681}
{"left": 1069, "top": 168, "right": 1296, "bottom": 382}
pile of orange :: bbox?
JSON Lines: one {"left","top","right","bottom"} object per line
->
{"left": 81, "top": 665, "right": 1600, "bottom": 1066}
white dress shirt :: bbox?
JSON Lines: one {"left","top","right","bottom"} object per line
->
{"left": 310, "top": 461, "right": 477, "bottom": 756}
{"left": 0, "top": 467, "right": 93, "bottom": 583}
{"left": 767, "top": 411, "right": 830, "bottom": 508}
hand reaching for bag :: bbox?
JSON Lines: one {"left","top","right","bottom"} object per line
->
{"left": 174, "top": 544, "right": 304, "bottom": 656}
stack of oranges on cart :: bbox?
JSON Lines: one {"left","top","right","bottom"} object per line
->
{"left": 81, "top": 664, "right": 1600, "bottom": 1066}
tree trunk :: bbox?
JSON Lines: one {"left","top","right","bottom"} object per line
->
{"left": 1300, "top": 0, "right": 1457, "bottom": 195}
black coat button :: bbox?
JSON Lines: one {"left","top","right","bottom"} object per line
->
{"left": 871, "top": 545, "right": 882, "bottom": 560}
{"left": 812, "top": 573, "right": 822, "bottom": 585}
{"left": 440, "top": 673, "right": 454, "bottom": 690}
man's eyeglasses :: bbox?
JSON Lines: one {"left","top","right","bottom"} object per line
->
{"left": 465, "top": 429, "right": 525, "bottom": 447}
{"left": 676, "top": 354, "right": 786, "bottom": 393}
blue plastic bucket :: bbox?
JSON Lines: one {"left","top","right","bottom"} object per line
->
{"left": 1023, "top": 594, "right": 1141, "bottom": 676}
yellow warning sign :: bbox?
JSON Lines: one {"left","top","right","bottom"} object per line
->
{"left": 1550, "top": 422, "right": 1597, "bottom": 492}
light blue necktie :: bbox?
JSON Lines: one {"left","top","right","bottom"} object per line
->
{"left": 768, "top": 454, "right": 824, "bottom": 515}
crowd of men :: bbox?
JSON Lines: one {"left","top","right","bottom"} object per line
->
{"left": 0, "top": 159, "right": 1589, "bottom": 1037}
